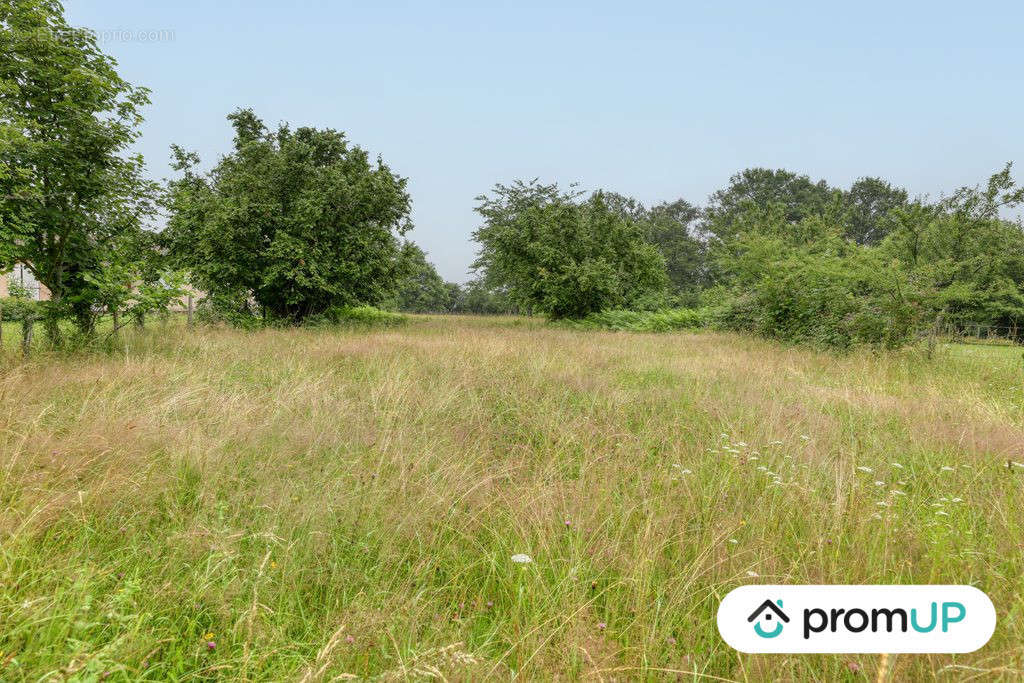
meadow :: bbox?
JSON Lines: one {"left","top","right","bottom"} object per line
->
{"left": 0, "top": 316, "right": 1022, "bottom": 681}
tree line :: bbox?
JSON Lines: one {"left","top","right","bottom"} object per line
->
{"left": 3, "top": 0, "right": 1023, "bottom": 352}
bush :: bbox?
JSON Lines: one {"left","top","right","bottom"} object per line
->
{"left": 309, "top": 306, "right": 407, "bottom": 328}
{"left": 562, "top": 307, "right": 709, "bottom": 332}
{"left": 0, "top": 297, "right": 41, "bottom": 322}
{"left": 712, "top": 252, "right": 917, "bottom": 350}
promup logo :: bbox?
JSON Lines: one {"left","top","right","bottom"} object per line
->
{"left": 718, "top": 585, "right": 995, "bottom": 653}
{"left": 748, "top": 599, "right": 789, "bottom": 638}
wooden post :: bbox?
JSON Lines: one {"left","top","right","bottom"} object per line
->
{"left": 21, "top": 314, "right": 34, "bottom": 357}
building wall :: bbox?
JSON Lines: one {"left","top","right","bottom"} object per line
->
{"left": 1, "top": 265, "right": 51, "bottom": 301}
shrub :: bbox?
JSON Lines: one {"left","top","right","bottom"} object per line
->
{"left": 309, "top": 306, "right": 407, "bottom": 328}
{"left": 0, "top": 297, "right": 41, "bottom": 322}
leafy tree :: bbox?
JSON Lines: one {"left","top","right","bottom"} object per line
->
{"left": 713, "top": 207, "right": 917, "bottom": 349}
{"left": 165, "top": 109, "right": 412, "bottom": 322}
{"left": 842, "top": 176, "right": 908, "bottom": 245}
{"left": 0, "top": 0, "right": 155, "bottom": 341}
{"left": 703, "top": 168, "right": 834, "bottom": 242}
{"left": 393, "top": 243, "right": 452, "bottom": 313}
{"left": 882, "top": 163, "right": 1024, "bottom": 332}
{"left": 644, "top": 199, "right": 706, "bottom": 304}
{"left": 449, "top": 279, "right": 519, "bottom": 315}
{"left": 472, "top": 180, "right": 667, "bottom": 319}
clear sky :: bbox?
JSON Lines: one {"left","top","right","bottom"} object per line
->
{"left": 66, "top": 0, "right": 1024, "bottom": 283}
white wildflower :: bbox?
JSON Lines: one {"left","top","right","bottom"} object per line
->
{"left": 874, "top": 480, "right": 885, "bottom": 487}
{"left": 936, "top": 510, "right": 949, "bottom": 517}
{"left": 940, "top": 466, "right": 955, "bottom": 472}
{"left": 857, "top": 466, "right": 874, "bottom": 473}
{"left": 728, "top": 538, "right": 738, "bottom": 544}
{"left": 510, "top": 553, "right": 533, "bottom": 564}
{"left": 890, "top": 490, "right": 906, "bottom": 496}
{"left": 891, "top": 462, "right": 904, "bottom": 469}
{"left": 746, "top": 571, "right": 759, "bottom": 577}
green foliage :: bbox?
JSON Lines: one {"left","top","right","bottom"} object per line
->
{"left": 0, "top": 294, "right": 41, "bottom": 322}
{"left": 711, "top": 210, "right": 918, "bottom": 350}
{"left": 0, "top": 0, "right": 157, "bottom": 342}
{"left": 704, "top": 168, "right": 836, "bottom": 244}
{"left": 472, "top": 181, "right": 667, "bottom": 319}
{"left": 165, "top": 109, "right": 412, "bottom": 323}
{"left": 393, "top": 243, "right": 452, "bottom": 313}
{"left": 842, "top": 176, "right": 909, "bottom": 245}
{"left": 448, "top": 280, "right": 520, "bottom": 315}
{"left": 563, "top": 307, "right": 709, "bottom": 332}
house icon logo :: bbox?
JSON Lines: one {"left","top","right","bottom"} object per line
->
{"left": 748, "top": 599, "right": 789, "bottom": 638}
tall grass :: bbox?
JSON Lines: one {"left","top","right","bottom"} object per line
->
{"left": 0, "top": 316, "right": 1021, "bottom": 680}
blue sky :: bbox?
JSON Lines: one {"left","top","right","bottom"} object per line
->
{"left": 67, "top": 1, "right": 1024, "bottom": 282}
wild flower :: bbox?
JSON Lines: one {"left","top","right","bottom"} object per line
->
{"left": 874, "top": 480, "right": 885, "bottom": 486}
{"left": 800, "top": 435, "right": 810, "bottom": 441}
{"left": 890, "top": 490, "right": 906, "bottom": 496}
{"left": 486, "top": 600, "right": 494, "bottom": 608}
{"left": 728, "top": 538, "right": 738, "bottom": 544}
{"left": 345, "top": 635, "right": 355, "bottom": 644}
{"left": 891, "top": 462, "right": 904, "bottom": 469}
{"left": 857, "top": 466, "right": 873, "bottom": 473}
{"left": 876, "top": 501, "right": 889, "bottom": 507}
{"left": 203, "top": 632, "right": 215, "bottom": 640}
{"left": 746, "top": 570, "right": 759, "bottom": 577}
{"left": 936, "top": 510, "right": 949, "bottom": 516}
{"left": 564, "top": 520, "right": 572, "bottom": 527}
{"left": 941, "top": 466, "right": 955, "bottom": 472}
{"left": 951, "top": 497, "right": 963, "bottom": 503}
{"left": 206, "top": 641, "right": 216, "bottom": 651}
{"left": 510, "top": 553, "right": 532, "bottom": 564}
{"left": 597, "top": 622, "right": 606, "bottom": 631}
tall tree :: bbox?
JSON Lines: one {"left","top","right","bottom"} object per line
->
{"left": 0, "top": 0, "right": 154, "bottom": 340}
{"left": 472, "top": 180, "right": 667, "bottom": 318}
{"left": 394, "top": 243, "right": 451, "bottom": 313}
{"left": 703, "top": 168, "right": 834, "bottom": 242}
{"left": 644, "top": 199, "right": 706, "bottom": 304}
{"left": 165, "top": 109, "right": 412, "bottom": 322}
{"left": 842, "top": 176, "right": 908, "bottom": 245}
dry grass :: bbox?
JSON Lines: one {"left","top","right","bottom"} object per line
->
{"left": 0, "top": 315, "right": 1022, "bottom": 680}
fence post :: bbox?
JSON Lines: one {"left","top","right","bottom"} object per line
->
{"left": 21, "top": 314, "right": 34, "bottom": 357}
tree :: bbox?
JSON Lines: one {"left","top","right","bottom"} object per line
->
{"left": 703, "top": 168, "right": 834, "bottom": 242}
{"left": 472, "top": 180, "right": 667, "bottom": 319}
{"left": 0, "top": 0, "right": 155, "bottom": 342}
{"left": 164, "top": 109, "right": 412, "bottom": 322}
{"left": 841, "top": 177, "right": 908, "bottom": 245}
{"left": 882, "top": 163, "right": 1024, "bottom": 332}
{"left": 393, "top": 243, "right": 451, "bottom": 313}
{"left": 643, "top": 199, "right": 706, "bottom": 304}
{"left": 713, "top": 207, "right": 917, "bottom": 350}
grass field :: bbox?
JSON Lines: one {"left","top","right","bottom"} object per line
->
{"left": 0, "top": 316, "right": 1022, "bottom": 680}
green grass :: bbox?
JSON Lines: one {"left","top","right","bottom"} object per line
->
{"left": 559, "top": 307, "right": 709, "bottom": 333}
{"left": 0, "top": 317, "right": 1022, "bottom": 680}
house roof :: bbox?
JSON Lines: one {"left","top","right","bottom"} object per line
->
{"left": 747, "top": 599, "right": 789, "bottom": 623}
